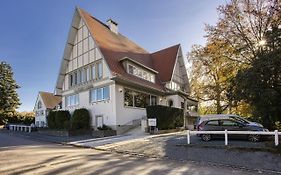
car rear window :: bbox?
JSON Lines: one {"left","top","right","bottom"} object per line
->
{"left": 206, "top": 120, "right": 219, "bottom": 126}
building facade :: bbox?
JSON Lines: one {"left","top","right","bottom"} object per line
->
{"left": 53, "top": 7, "right": 198, "bottom": 131}
{"left": 34, "top": 92, "right": 62, "bottom": 127}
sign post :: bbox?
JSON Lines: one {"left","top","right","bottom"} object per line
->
{"left": 148, "top": 118, "right": 157, "bottom": 134}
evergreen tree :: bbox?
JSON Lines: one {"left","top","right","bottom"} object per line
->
{"left": 0, "top": 61, "right": 20, "bottom": 124}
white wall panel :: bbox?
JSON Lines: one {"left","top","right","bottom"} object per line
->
{"left": 89, "top": 49, "right": 95, "bottom": 63}
{"left": 83, "top": 38, "right": 88, "bottom": 53}
{"left": 73, "top": 58, "right": 77, "bottom": 70}
{"left": 83, "top": 52, "right": 89, "bottom": 65}
{"left": 78, "top": 42, "right": 82, "bottom": 56}
{"left": 89, "top": 37, "right": 95, "bottom": 50}
{"left": 78, "top": 55, "right": 83, "bottom": 68}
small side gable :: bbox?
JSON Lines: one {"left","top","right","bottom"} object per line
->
{"left": 34, "top": 93, "right": 46, "bottom": 111}
{"left": 171, "top": 46, "right": 190, "bottom": 93}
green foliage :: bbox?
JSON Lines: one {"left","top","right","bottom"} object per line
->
{"left": 5, "top": 112, "right": 35, "bottom": 125}
{"left": 47, "top": 110, "right": 70, "bottom": 129}
{"left": 146, "top": 105, "right": 183, "bottom": 130}
{"left": 0, "top": 62, "right": 20, "bottom": 124}
{"left": 97, "top": 124, "right": 112, "bottom": 130}
{"left": 47, "top": 111, "right": 56, "bottom": 129}
{"left": 228, "top": 26, "right": 281, "bottom": 130}
{"left": 55, "top": 110, "right": 71, "bottom": 129}
{"left": 188, "top": 39, "right": 239, "bottom": 114}
{"left": 71, "top": 108, "right": 91, "bottom": 130}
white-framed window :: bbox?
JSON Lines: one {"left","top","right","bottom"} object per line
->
{"left": 86, "top": 67, "right": 90, "bottom": 81}
{"left": 127, "top": 64, "right": 155, "bottom": 83}
{"left": 124, "top": 88, "right": 157, "bottom": 108}
{"left": 90, "top": 86, "right": 110, "bottom": 103}
{"left": 66, "top": 94, "right": 79, "bottom": 107}
{"left": 97, "top": 62, "right": 103, "bottom": 79}
{"left": 91, "top": 64, "right": 96, "bottom": 80}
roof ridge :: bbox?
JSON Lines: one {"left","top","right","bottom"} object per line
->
{"left": 151, "top": 44, "right": 180, "bottom": 55}
{"left": 78, "top": 7, "right": 149, "bottom": 54}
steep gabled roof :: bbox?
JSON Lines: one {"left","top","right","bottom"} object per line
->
{"left": 151, "top": 44, "right": 180, "bottom": 82}
{"left": 39, "top": 92, "right": 61, "bottom": 109}
{"left": 78, "top": 8, "right": 180, "bottom": 91}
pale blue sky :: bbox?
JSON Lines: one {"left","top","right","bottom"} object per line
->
{"left": 0, "top": 0, "right": 226, "bottom": 111}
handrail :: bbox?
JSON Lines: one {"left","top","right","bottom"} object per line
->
{"left": 186, "top": 130, "right": 280, "bottom": 146}
{"left": 9, "top": 124, "right": 32, "bottom": 133}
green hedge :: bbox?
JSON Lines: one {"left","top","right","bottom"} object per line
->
{"left": 71, "top": 108, "right": 91, "bottom": 130}
{"left": 146, "top": 105, "right": 183, "bottom": 130}
{"left": 47, "top": 111, "right": 56, "bottom": 128}
{"left": 47, "top": 110, "right": 70, "bottom": 129}
{"left": 3, "top": 112, "right": 35, "bottom": 125}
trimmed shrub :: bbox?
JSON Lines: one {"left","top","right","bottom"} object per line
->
{"left": 47, "top": 111, "right": 56, "bottom": 129}
{"left": 71, "top": 108, "right": 91, "bottom": 130}
{"left": 146, "top": 105, "right": 183, "bottom": 130}
{"left": 55, "top": 110, "right": 71, "bottom": 129}
{"left": 98, "top": 124, "right": 112, "bottom": 130}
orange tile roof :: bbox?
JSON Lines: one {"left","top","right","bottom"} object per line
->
{"left": 39, "top": 92, "right": 62, "bottom": 109}
{"left": 79, "top": 8, "right": 180, "bottom": 91}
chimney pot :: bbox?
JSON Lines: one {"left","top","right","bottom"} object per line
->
{"left": 107, "top": 19, "right": 118, "bottom": 34}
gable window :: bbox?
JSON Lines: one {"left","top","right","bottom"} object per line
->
{"left": 127, "top": 64, "right": 155, "bottom": 83}
{"left": 91, "top": 64, "right": 96, "bottom": 80}
{"left": 74, "top": 72, "right": 78, "bottom": 85}
{"left": 69, "top": 62, "right": 103, "bottom": 88}
{"left": 124, "top": 89, "right": 157, "bottom": 108}
{"left": 90, "top": 86, "right": 110, "bottom": 103}
{"left": 69, "top": 74, "right": 74, "bottom": 87}
{"left": 97, "top": 62, "right": 103, "bottom": 79}
{"left": 66, "top": 94, "right": 79, "bottom": 107}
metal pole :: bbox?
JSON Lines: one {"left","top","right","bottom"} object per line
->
{"left": 225, "top": 130, "right": 228, "bottom": 146}
{"left": 275, "top": 130, "right": 279, "bottom": 146}
{"left": 187, "top": 130, "right": 190, "bottom": 144}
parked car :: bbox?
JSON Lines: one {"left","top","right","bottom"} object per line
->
{"left": 196, "top": 114, "right": 263, "bottom": 131}
{"left": 198, "top": 118, "right": 268, "bottom": 142}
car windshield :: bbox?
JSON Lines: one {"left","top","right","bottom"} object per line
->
{"left": 231, "top": 116, "right": 250, "bottom": 124}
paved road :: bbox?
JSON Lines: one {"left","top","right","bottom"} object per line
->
{"left": 0, "top": 131, "right": 261, "bottom": 175}
{"left": 96, "top": 133, "right": 281, "bottom": 174}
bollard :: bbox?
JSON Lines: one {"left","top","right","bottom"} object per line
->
{"left": 225, "top": 130, "right": 228, "bottom": 145}
{"left": 29, "top": 126, "right": 31, "bottom": 133}
{"left": 275, "top": 130, "right": 279, "bottom": 146}
{"left": 187, "top": 130, "right": 190, "bottom": 144}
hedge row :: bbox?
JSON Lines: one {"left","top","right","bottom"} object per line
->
{"left": 146, "top": 105, "right": 183, "bottom": 130}
{"left": 47, "top": 110, "right": 70, "bottom": 129}
{"left": 46, "top": 108, "right": 90, "bottom": 130}
{"left": 3, "top": 112, "right": 35, "bottom": 125}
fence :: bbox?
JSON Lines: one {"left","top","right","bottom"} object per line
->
{"left": 9, "top": 124, "right": 32, "bottom": 133}
{"left": 186, "top": 130, "right": 281, "bottom": 146}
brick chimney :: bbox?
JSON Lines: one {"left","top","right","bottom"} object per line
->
{"left": 107, "top": 19, "right": 118, "bottom": 34}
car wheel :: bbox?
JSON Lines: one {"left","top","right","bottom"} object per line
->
{"left": 248, "top": 134, "right": 260, "bottom": 142}
{"left": 201, "top": 134, "right": 211, "bottom": 141}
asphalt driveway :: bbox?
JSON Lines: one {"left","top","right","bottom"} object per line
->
{"left": 0, "top": 130, "right": 260, "bottom": 175}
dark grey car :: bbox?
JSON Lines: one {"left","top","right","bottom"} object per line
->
{"left": 198, "top": 119, "right": 268, "bottom": 142}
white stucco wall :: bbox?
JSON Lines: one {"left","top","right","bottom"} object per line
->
{"left": 115, "top": 84, "right": 148, "bottom": 126}
{"left": 34, "top": 94, "right": 48, "bottom": 127}
{"left": 63, "top": 80, "right": 117, "bottom": 128}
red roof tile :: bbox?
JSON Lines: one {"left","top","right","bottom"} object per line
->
{"left": 78, "top": 8, "right": 179, "bottom": 91}
{"left": 39, "top": 92, "right": 61, "bottom": 109}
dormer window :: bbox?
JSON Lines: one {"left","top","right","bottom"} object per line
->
{"left": 127, "top": 64, "right": 155, "bottom": 83}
